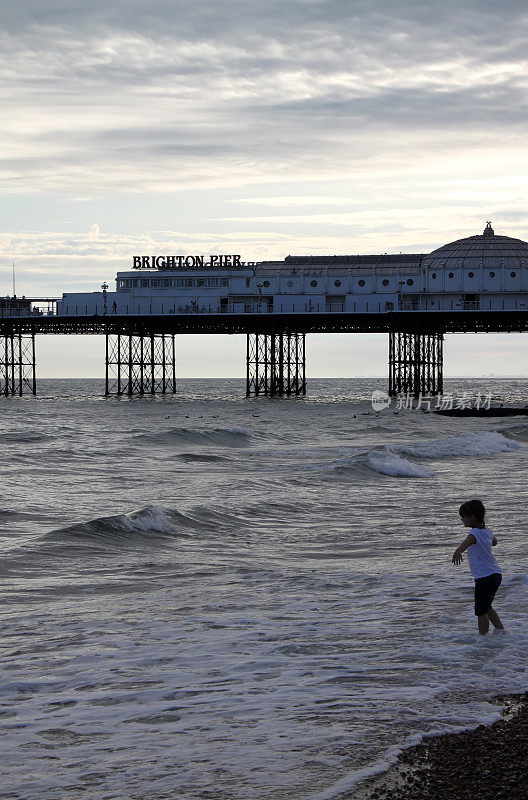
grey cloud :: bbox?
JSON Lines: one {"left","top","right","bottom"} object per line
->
{"left": 1, "top": 0, "right": 527, "bottom": 194}
{"left": 249, "top": 81, "right": 528, "bottom": 129}
{"left": 4, "top": 0, "right": 527, "bottom": 38}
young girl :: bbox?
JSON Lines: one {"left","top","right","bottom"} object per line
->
{"left": 452, "top": 499, "right": 504, "bottom": 635}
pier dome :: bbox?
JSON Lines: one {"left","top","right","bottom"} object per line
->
{"left": 423, "top": 222, "right": 528, "bottom": 269}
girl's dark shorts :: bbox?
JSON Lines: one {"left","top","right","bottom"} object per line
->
{"left": 474, "top": 573, "right": 502, "bottom": 616}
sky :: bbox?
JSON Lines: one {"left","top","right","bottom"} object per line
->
{"left": 1, "top": 0, "right": 528, "bottom": 377}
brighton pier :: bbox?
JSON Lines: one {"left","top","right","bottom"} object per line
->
{"left": 1, "top": 223, "right": 527, "bottom": 398}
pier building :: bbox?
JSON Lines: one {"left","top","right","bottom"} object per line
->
{"left": 2, "top": 223, "right": 528, "bottom": 398}
{"left": 56, "top": 223, "right": 528, "bottom": 318}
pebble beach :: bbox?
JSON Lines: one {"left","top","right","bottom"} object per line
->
{"left": 357, "top": 693, "right": 528, "bottom": 800}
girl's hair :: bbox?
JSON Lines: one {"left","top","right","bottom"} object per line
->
{"left": 459, "top": 499, "right": 486, "bottom": 528}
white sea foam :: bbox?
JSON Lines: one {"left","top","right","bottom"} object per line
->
{"left": 358, "top": 431, "right": 521, "bottom": 478}
{"left": 365, "top": 450, "right": 434, "bottom": 477}
{"left": 125, "top": 505, "right": 170, "bottom": 533}
{"left": 324, "top": 432, "right": 520, "bottom": 480}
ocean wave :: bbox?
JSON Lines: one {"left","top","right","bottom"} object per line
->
{"left": 326, "top": 431, "right": 520, "bottom": 479}
{"left": 44, "top": 505, "right": 171, "bottom": 544}
{"left": 135, "top": 426, "right": 251, "bottom": 447}
{"left": 365, "top": 450, "right": 434, "bottom": 478}
{"left": 393, "top": 431, "right": 521, "bottom": 459}
{"left": 500, "top": 424, "right": 528, "bottom": 443}
{"left": 327, "top": 450, "right": 431, "bottom": 478}
{"left": 175, "top": 452, "right": 229, "bottom": 463}
{"left": 0, "top": 431, "right": 50, "bottom": 444}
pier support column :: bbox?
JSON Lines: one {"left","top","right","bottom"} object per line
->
{"left": 388, "top": 332, "right": 443, "bottom": 397}
{"left": 246, "top": 333, "right": 306, "bottom": 397}
{"left": 1, "top": 331, "right": 36, "bottom": 396}
{"left": 105, "top": 332, "right": 176, "bottom": 396}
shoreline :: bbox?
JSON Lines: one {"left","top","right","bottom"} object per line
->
{"left": 349, "top": 693, "right": 528, "bottom": 800}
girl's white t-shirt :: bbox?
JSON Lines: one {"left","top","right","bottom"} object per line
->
{"left": 466, "top": 526, "right": 501, "bottom": 580}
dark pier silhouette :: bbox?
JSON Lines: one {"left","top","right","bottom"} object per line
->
{"left": 1, "top": 309, "right": 527, "bottom": 398}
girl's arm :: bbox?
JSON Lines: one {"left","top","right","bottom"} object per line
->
{"left": 492, "top": 536, "right": 497, "bottom": 546}
{"left": 452, "top": 533, "right": 477, "bottom": 565}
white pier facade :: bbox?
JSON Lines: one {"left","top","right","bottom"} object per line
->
{"left": 57, "top": 224, "right": 528, "bottom": 318}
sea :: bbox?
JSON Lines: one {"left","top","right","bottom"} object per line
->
{"left": 1, "top": 377, "right": 528, "bottom": 800}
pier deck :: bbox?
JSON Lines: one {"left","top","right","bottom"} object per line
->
{"left": 2, "top": 309, "right": 528, "bottom": 336}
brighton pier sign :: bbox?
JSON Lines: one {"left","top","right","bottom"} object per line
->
{"left": 132, "top": 254, "right": 242, "bottom": 270}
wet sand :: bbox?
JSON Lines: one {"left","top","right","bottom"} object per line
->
{"left": 354, "top": 694, "right": 528, "bottom": 800}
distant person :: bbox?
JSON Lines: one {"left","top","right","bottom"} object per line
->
{"left": 112, "top": 300, "right": 117, "bottom": 314}
{"left": 452, "top": 499, "right": 504, "bottom": 635}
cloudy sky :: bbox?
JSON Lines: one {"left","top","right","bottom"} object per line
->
{"left": 2, "top": 0, "right": 528, "bottom": 377}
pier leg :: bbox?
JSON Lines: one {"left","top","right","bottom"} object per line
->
{"left": 0, "top": 331, "right": 36, "bottom": 396}
{"left": 246, "top": 333, "right": 306, "bottom": 397}
{"left": 105, "top": 331, "right": 176, "bottom": 396}
{"left": 388, "top": 332, "right": 443, "bottom": 397}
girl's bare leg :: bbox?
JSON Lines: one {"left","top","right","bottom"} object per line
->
{"left": 478, "top": 614, "right": 489, "bottom": 635}
{"left": 488, "top": 608, "right": 504, "bottom": 629}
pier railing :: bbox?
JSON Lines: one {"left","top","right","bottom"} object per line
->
{"left": 1, "top": 296, "right": 527, "bottom": 319}
{"left": 53, "top": 296, "right": 528, "bottom": 317}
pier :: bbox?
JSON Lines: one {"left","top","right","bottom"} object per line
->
{"left": 1, "top": 309, "right": 527, "bottom": 398}
{"left": 2, "top": 224, "right": 527, "bottom": 398}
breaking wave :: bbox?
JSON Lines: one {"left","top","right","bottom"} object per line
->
{"left": 328, "top": 431, "right": 522, "bottom": 478}
{"left": 365, "top": 450, "right": 434, "bottom": 478}
{"left": 43, "top": 505, "right": 171, "bottom": 544}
